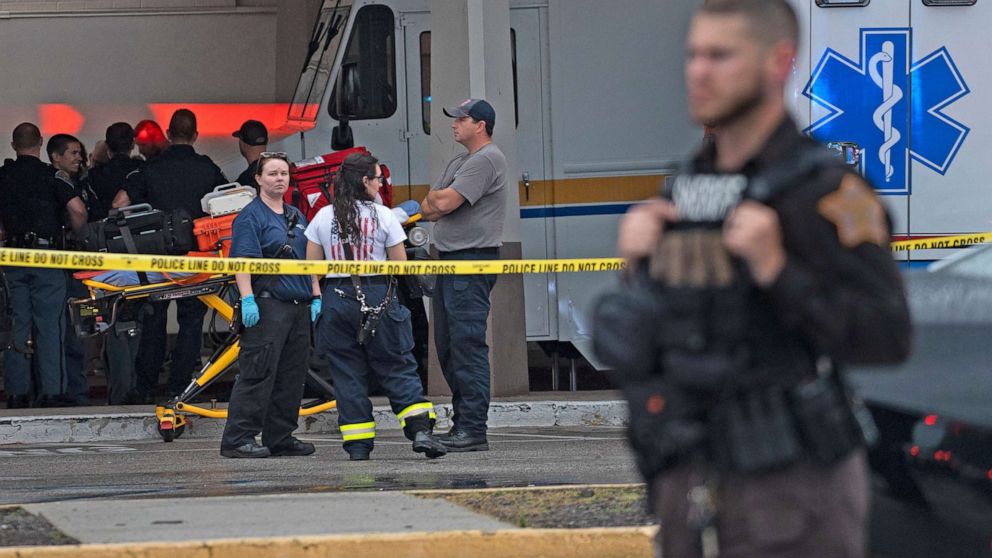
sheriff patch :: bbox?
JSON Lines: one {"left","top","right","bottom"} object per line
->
{"left": 817, "top": 174, "right": 888, "bottom": 249}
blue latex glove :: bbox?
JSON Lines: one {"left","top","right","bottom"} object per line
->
{"left": 310, "top": 298, "right": 322, "bottom": 322}
{"left": 241, "top": 295, "right": 260, "bottom": 328}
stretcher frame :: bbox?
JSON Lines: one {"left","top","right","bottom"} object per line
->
{"left": 70, "top": 273, "right": 337, "bottom": 442}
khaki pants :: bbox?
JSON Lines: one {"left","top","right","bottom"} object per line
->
{"left": 653, "top": 450, "right": 869, "bottom": 558}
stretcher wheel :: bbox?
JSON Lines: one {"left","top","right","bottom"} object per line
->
{"left": 157, "top": 407, "right": 178, "bottom": 443}
{"left": 172, "top": 416, "right": 187, "bottom": 440}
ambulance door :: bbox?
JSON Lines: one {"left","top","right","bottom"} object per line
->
{"left": 511, "top": 7, "right": 554, "bottom": 340}
{"left": 805, "top": 1, "right": 911, "bottom": 244}
{"left": 321, "top": 3, "right": 411, "bottom": 187}
{"left": 401, "top": 7, "right": 555, "bottom": 339}
{"left": 909, "top": 0, "right": 989, "bottom": 252}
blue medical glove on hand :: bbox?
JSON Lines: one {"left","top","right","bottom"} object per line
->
{"left": 310, "top": 298, "right": 322, "bottom": 322}
{"left": 241, "top": 295, "right": 260, "bottom": 328}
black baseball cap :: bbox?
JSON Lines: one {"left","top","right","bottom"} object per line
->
{"left": 443, "top": 98, "right": 495, "bottom": 131}
{"left": 232, "top": 119, "right": 268, "bottom": 146}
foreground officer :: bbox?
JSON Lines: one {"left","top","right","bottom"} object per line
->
{"left": 220, "top": 152, "right": 319, "bottom": 458}
{"left": 0, "top": 123, "right": 87, "bottom": 408}
{"left": 306, "top": 153, "right": 446, "bottom": 461}
{"left": 47, "top": 133, "right": 92, "bottom": 406}
{"left": 115, "top": 109, "right": 227, "bottom": 399}
{"left": 614, "top": 2, "right": 912, "bottom": 557}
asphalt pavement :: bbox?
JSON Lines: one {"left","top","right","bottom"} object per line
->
{"left": 0, "top": 426, "right": 639, "bottom": 544}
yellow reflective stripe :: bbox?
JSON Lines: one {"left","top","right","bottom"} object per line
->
{"left": 397, "top": 402, "right": 434, "bottom": 427}
{"left": 340, "top": 422, "right": 375, "bottom": 441}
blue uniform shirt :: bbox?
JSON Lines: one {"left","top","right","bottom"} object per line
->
{"left": 230, "top": 197, "right": 312, "bottom": 302}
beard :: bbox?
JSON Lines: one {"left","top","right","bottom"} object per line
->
{"left": 697, "top": 80, "right": 765, "bottom": 129}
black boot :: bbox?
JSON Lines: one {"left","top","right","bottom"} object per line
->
{"left": 6, "top": 394, "right": 30, "bottom": 409}
{"left": 404, "top": 414, "right": 447, "bottom": 459}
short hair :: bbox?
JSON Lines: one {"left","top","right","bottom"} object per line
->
{"left": 698, "top": 0, "right": 799, "bottom": 47}
{"left": 168, "top": 108, "right": 198, "bottom": 142}
{"left": 12, "top": 122, "right": 42, "bottom": 151}
{"left": 105, "top": 122, "right": 135, "bottom": 155}
{"left": 46, "top": 134, "right": 81, "bottom": 158}
{"left": 473, "top": 117, "right": 494, "bottom": 137}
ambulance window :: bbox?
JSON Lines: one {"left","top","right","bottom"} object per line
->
{"left": 419, "top": 30, "right": 519, "bottom": 134}
{"left": 922, "top": 0, "right": 976, "bottom": 5}
{"left": 329, "top": 4, "right": 397, "bottom": 121}
{"left": 289, "top": 0, "right": 352, "bottom": 122}
{"left": 815, "top": 0, "right": 870, "bottom": 6}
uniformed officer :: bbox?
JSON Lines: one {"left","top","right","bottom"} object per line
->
{"left": 232, "top": 119, "right": 268, "bottom": 191}
{"left": 220, "top": 152, "right": 320, "bottom": 458}
{"left": 88, "top": 123, "right": 143, "bottom": 404}
{"left": 0, "top": 123, "right": 87, "bottom": 408}
{"left": 306, "top": 153, "right": 447, "bottom": 461}
{"left": 47, "top": 133, "right": 93, "bottom": 406}
{"left": 616, "top": 2, "right": 912, "bottom": 557}
{"left": 114, "top": 109, "right": 228, "bottom": 399}
{"left": 89, "top": 123, "right": 140, "bottom": 222}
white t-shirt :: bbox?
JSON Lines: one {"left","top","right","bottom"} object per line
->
{"left": 304, "top": 202, "right": 407, "bottom": 277}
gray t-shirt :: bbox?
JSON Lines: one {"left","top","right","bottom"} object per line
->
{"left": 431, "top": 142, "right": 507, "bottom": 252}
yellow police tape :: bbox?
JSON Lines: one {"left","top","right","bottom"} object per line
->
{"left": 1, "top": 233, "right": 989, "bottom": 276}
{"left": 0, "top": 248, "right": 626, "bottom": 276}
{"left": 889, "top": 231, "right": 992, "bottom": 252}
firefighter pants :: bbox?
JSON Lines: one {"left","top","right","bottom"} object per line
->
{"left": 433, "top": 251, "right": 498, "bottom": 436}
{"left": 317, "top": 279, "right": 434, "bottom": 453}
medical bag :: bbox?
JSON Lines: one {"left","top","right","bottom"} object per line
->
{"left": 286, "top": 147, "right": 392, "bottom": 221}
{"left": 78, "top": 203, "right": 195, "bottom": 255}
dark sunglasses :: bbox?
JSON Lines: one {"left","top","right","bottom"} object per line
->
{"left": 259, "top": 151, "right": 289, "bottom": 162}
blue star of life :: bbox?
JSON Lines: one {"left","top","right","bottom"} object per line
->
{"left": 803, "top": 28, "right": 969, "bottom": 195}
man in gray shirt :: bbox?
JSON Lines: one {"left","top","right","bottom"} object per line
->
{"left": 421, "top": 98, "right": 506, "bottom": 452}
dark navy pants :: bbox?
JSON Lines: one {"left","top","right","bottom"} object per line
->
{"left": 222, "top": 297, "right": 310, "bottom": 451}
{"left": 134, "top": 298, "right": 207, "bottom": 396}
{"left": 317, "top": 279, "right": 433, "bottom": 453}
{"left": 433, "top": 251, "right": 498, "bottom": 436}
{"left": 63, "top": 272, "right": 90, "bottom": 405}
{"left": 3, "top": 267, "right": 65, "bottom": 398}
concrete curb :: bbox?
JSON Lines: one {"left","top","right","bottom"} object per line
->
{"left": 0, "top": 528, "right": 656, "bottom": 558}
{"left": 0, "top": 400, "right": 629, "bottom": 444}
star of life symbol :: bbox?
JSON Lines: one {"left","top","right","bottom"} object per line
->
{"left": 803, "top": 29, "right": 970, "bottom": 195}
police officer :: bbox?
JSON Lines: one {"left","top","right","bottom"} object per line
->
{"left": 88, "top": 123, "right": 143, "bottom": 404}
{"left": 89, "top": 123, "right": 140, "bottom": 222}
{"left": 306, "top": 153, "right": 447, "bottom": 461}
{"left": 220, "top": 152, "right": 319, "bottom": 458}
{"left": 47, "top": 133, "right": 94, "bottom": 406}
{"left": 114, "top": 109, "right": 228, "bottom": 399}
{"left": 232, "top": 119, "right": 268, "bottom": 191}
{"left": 0, "top": 123, "right": 87, "bottom": 408}
{"left": 616, "top": 2, "right": 911, "bottom": 557}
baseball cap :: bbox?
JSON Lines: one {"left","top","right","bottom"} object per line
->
{"left": 443, "top": 98, "right": 496, "bottom": 130}
{"left": 232, "top": 119, "right": 268, "bottom": 146}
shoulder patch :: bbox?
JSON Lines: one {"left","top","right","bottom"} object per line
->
{"left": 817, "top": 174, "right": 888, "bottom": 249}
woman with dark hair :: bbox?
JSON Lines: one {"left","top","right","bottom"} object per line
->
{"left": 220, "top": 152, "right": 321, "bottom": 459}
{"left": 305, "top": 152, "right": 446, "bottom": 461}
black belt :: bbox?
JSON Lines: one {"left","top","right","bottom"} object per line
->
{"left": 322, "top": 276, "right": 391, "bottom": 289}
{"left": 255, "top": 291, "right": 308, "bottom": 305}
{"left": 438, "top": 247, "right": 499, "bottom": 257}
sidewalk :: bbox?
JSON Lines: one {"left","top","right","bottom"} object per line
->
{"left": 0, "top": 391, "right": 628, "bottom": 444}
{"left": 4, "top": 489, "right": 654, "bottom": 558}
